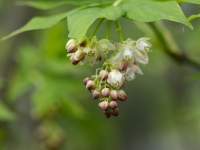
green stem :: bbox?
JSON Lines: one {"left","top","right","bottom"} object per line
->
{"left": 113, "top": 0, "right": 124, "bottom": 6}
{"left": 106, "top": 20, "right": 111, "bottom": 39}
{"left": 115, "top": 19, "right": 123, "bottom": 43}
{"left": 89, "top": 18, "right": 105, "bottom": 40}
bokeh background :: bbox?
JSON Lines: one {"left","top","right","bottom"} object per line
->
{"left": 0, "top": 0, "right": 200, "bottom": 150}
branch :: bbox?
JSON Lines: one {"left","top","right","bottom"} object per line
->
{"left": 148, "top": 22, "right": 200, "bottom": 70}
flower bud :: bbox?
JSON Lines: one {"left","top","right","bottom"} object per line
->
{"left": 103, "top": 110, "right": 111, "bottom": 118}
{"left": 92, "top": 90, "right": 101, "bottom": 99}
{"left": 74, "top": 50, "right": 85, "bottom": 61}
{"left": 102, "top": 88, "right": 110, "bottom": 97}
{"left": 66, "top": 39, "right": 78, "bottom": 53}
{"left": 71, "top": 57, "right": 80, "bottom": 65}
{"left": 120, "top": 76, "right": 126, "bottom": 88}
{"left": 99, "top": 70, "right": 108, "bottom": 80}
{"left": 83, "top": 77, "right": 90, "bottom": 85}
{"left": 111, "top": 108, "right": 119, "bottom": 116}
{"left": 109, "top": 101, "right": 117, "bottom": 109}
{"left": 117, "top": 90, "right": 127, "bottom": 101}
{"left": 78, "top": 38, "right": 87, "bottom": 47}
{"left": 86, "top": 80, "right": 95, "bottom": 91}
{"left": 99, "top": 101, "right": 108, "bottom": 111}
{"left": 110, "top": 90, "right": 118, "bottom": 101}
{"left": 118, "top": 61, "right": 127, "bottom": 72}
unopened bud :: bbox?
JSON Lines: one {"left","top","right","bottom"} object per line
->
{"left": 110, "top": 90, "right": 118, "bottom": 101}
{"left": 117, "top": 90, "right": 127, "bottom": 101}
{"left": 78, "top": 38, "right": 87, "bottom": 47}
{"left": 103, "top": 110, "right": 111, "bottom": 118}
{"left": 111, "top": 108, "right": 119, "bottom": 116}
{"left": 99, "top": 101, "right": 108, "bottom": 111}
{"left": 118, "top": 61, "right": 127, "bottom": 72}
{"left": 92, "top": 90, "right": 101, "bottom": 99}
{"left": 83, "top": 77, "right": 90, "bottom": 85}
{"left": 66, "top": 39, "right": 78, "bottom": 53}
{"left": 120, "top": 76, "right": 126, "bottom": 88}
{"left": 109, "top": 101, "right": 117, "bottom": 109}
{"left": 74, "top": 50, "right": 85, "bottom": 61}
{"left": 71, "top": 57, "right": 80, "bottom": 65}
{"left": 102, "top": 88, "right": 110, "bottom": 97}
{"left": 86, "top": 80, "right": 95, "bottom": 91}
{"left": 99, "top": 70, "right": 108, "bottom": 80}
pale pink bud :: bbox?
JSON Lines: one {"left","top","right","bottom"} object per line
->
{"left": 99, "top": 70, "right": 108, "bottom": 80}
{"left": 109, "top": 101, "right": 117, "bottom": 109}
{"left": 83, "top": 77, "right": 90, "bottom": 85}
{"left": 102, "top": 88, "right": 110, "bottom": 97}
{"left": 110, "top": 90, "right": 118, "bottom": 101}
{"left": 99, "top": 101, "right": 108, "bottom": 111}
{"left": 103, "top": 110, "right": 111, "bottom": 118}
{"left": 66, "top": 39, "right": 78, "bottom": 53}
{"left": 86, "top": 80, "right": 95, "bottom": 91}
{"left": 118, "top": 61, "right": 127, "bottom": 72}
{"left": 117, "top": 90, "right": 127, "bottom": 101}
{"left": 74, "top": 50, "right": 85, "bottom": 61}
{"left": 120, "top": 76, "right": 126, "bottom": 88}
{"left": 111, "top": 108, "right": 119, "bottom": 116}
{"left": 71, "top": 57, "right": 80, "bottom": 65}
{"left": 92, "top": 90, "right": 101, "bottom": 99}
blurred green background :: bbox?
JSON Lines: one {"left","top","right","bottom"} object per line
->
{"left": 0, "top": 0, "right": 200, "bottom": 150}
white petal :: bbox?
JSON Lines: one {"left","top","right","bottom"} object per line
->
{"left": 115, "top": 43, "right": 126, "bottom": 51}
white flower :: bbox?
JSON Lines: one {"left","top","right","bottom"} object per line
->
{"left": 124, "top": 65, "right": 143, "bottom": 81}
{"left": 96, "top": 39, "right": 116, "bottom": 60}
{"left": 136, "top": 38, "right": 152, "bottom": 52}
{"left": 83, "top": 46, "right": 95, "bottom": 56}
{"left": 107, "top": 70, "right": 124, "bottom": 89}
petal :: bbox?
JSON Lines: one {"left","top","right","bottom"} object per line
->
{"left": 115, "top": 43, "right": 126, "bottom": 51}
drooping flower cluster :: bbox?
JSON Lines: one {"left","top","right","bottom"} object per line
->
{"left": 66, "top": 36, "right": 152, "bottom": 118}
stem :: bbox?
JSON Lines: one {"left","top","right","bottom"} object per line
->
{"left": 115, "top": 19, "right": 123, "bottom": 43}
{"left": 106, "top": 20, "right": 111, "bottom": 39}
{"left": 148, "top": 22, "right": 200, "bottom": 70}
{"left": 89, "top": 18, "right": 104, "bottom": 40}
{"left": 113, "top": 0, "right": 124, "bottom": 6}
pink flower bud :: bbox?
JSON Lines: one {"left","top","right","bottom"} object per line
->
{"left": 117, "top": 90, "right": 127, "bottom": 101}
{"left": 66, "top": 39, "right": 78, "bottom": 53}
{"left": 74, "top": 50, "right": 85, "bottom": 61}
{"left": 86, "top": 80, "right": 95, "bottom": 91}
{"left": 120, "top": 76, "right": 126, "bottom": 88}
{"left": 109, "top": 101, "right": 117, "bottom": 109}
{"left": 83, "top": 77, "right": 90, "bottom": 85}
{"left": 118, "top": 61, "right": 127, "bottom": 72}
{"left": 98, "top": 101, "right": 108, "bottom": 111}
{"left": 110, "top": 90, "right": 118, "bottom": 101}
{"left": 102, "top": 88, "right": 110, "bottom": 97}
{"left": 92, "top": 90, "right": 101, "bottom": 99}
{"left": 99, "top": 70, "right": 108, "bottom": 80}
{"left": 103, "top": 110, "right": 111, "bottom": 118}
{"left": 111, "top": 108, "right": 119, "bottom": 116}
{"left": 71, "top": 57, "right": 80, "bottom": 65}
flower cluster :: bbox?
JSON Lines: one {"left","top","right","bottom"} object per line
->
{"left": 66, "top": 36, "right": 152, "bottom": 118}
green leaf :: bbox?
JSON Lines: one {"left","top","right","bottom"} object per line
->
{"left": 121, "top": 0, "right": 193, "bottom": 29}
{"left": 188, "top": 14, "right": 200, "bottom": 21}
{"left": 0, "top": 102, "right": 16, "bottom": 121}
{"left": 1, "top": 12, "right": 69, "bottom": 41}
{"left": 17, "top": 0, "right": 114, "bottom": 10}
{"left": 68, "top": 6, "right": 125, "bottom": 38}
